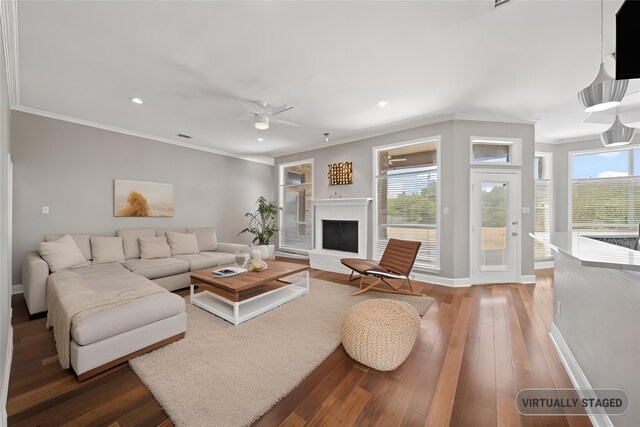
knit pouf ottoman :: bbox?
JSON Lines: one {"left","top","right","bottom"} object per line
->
{"left": 341, "top": 299, "right": 420, "bottom": 371}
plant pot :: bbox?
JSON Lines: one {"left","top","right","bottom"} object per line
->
{"left": 267, "top": 244, "right": 275, "bottom": 259}
{"left": 251, "top": 245, "right": 270, "bottom": 260}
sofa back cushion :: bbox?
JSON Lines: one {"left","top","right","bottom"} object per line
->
{"left": 38, "top": 234, "right": 89, "bottom": 272}
{"left": 156, "top": 228, "right": 187, "bottom": 238}
{"left": 116, "top": 228, "right": 156, "bottom": 260}
{"left": 186, "top": 227, "right": 218, "bottom": 251}
{"left": 91, "top": 237, "right": 126, "bottom": 264}
{"left": 139, "top": 236, "right": 172, "bottom": 259}
{"left": 166, "top": 231, "right": 199, "bottom": 255}
{"left": 44, "top": 234, "right": 92, "bottom": 261}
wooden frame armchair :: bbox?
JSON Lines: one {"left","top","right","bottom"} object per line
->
{"left": 341, "top": 238, "right": 422, "bottom": 297}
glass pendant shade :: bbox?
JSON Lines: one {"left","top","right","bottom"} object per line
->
{"left": 600, "top": 115, "right": 636, "bottom": 147}
{"left": 578, "top": 63, "right": 628, "bottom": 112}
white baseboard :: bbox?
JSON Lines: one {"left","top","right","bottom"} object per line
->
{"left": 519, "top": 274, "right": 537, "bottom": 284}
{"left": 2, "top": 327, "right": 12, "bottom": 427}
{"left": 11, "top": 284, "right": 22, "bottom": 295}
{"left": 535, "top": 260, "right": 554, "bottom": 269}
{"left": 411, "top": 272, "right": 471, "bottom": 288}
{"left": 549, "top": 324, "right": 613, "bottom": 427}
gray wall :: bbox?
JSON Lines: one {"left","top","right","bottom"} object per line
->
{"left": 276, "top": 119, "right": 535, "bottom": 280}
{"left": 536, "top": 136, "right": 640, "bottom": 233}
{"left": 1, "top": 24, "right": 13, "bottom": 418}
{"left": 11, "top": 111, "right": 274, "bottom": 285}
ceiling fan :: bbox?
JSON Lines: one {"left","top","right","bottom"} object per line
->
{"left": 234, "top": 99, "right": 300, "bottom": 130}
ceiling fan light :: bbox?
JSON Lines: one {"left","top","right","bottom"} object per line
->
{"left": 578, "top": 63, "right": 628, "bottom": 112}
{"left": 600, "top": 115, "right": 636, "bottom": 147}
{"left": 254, "top": 114, "right": 269, "bottom": 130}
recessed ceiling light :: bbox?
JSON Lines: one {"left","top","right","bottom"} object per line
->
{"left": 130, "top": 97, "right": 143, "bottom": 104}
{"left": 376, "top": 101, "right": 388, "bottom": 107}
{"left": 257, "top": 138, "right": 264, "bottom": 142}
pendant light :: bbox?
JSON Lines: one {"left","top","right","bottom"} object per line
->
{"left": 577, "top": 0, "right": 628, "bottom": 112}
{"left": 600, "top": 110, "right": 636, "bottom": 147}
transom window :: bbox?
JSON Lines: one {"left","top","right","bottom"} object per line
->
{"left": 374, "top": 138, "right": 440, "bottom": 270}
{"left": 571, "top": 147, "right": 640, "bottom": 233}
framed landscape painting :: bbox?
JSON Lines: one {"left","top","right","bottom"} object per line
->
{"left": 114, "top": 179, "right": 174, "bottom": 217}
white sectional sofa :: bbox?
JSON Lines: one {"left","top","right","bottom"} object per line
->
{"left": 21, "top": 226, "right": 248, "bottom": 380}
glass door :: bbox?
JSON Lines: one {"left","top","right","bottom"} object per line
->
{"left": 470, "top": 170, "right": 520, "bottom": 284}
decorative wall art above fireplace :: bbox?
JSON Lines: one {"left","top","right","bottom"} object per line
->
{"left": 328, "top": 162, "right": 353, "bottom": 186}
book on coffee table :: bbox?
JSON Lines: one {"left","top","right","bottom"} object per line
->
{"left": 212, "top": 267, "right": 247, "bottom": 277}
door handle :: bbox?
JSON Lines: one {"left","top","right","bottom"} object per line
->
{"left": 512, "top": 232, "right": 518, "bottom": 236}
{"left": 512, "top": 221, "right": 518, "bottom": 225}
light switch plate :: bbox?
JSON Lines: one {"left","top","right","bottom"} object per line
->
{"left": 443, "top": 207, "right": 450, "bottom": 215}
{"left": 42, "top": 206, "right": 49, "bottom": 214}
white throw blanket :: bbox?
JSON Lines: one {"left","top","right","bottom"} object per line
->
{"left": 46, "top": 270, "right": 164, "bottom": 369}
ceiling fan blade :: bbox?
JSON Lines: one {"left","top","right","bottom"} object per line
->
{"left": 268, "top": 104, "right": 293, "bottom": 116}
{"left": 235, "top": 99, "right": 262, "bottom": 115}
{"left": 269, "top": 116, "right": 300, "bottom": 127}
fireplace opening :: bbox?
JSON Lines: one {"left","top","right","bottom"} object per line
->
{"left": 322, "top": 220, "right": 358, "bottom": 253}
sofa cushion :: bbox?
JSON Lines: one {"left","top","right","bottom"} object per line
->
{"left": 44, "top": 234, "right": 92, "bottom": 261}
{"left": 139, "top": 236, "right": 171, "bottom": 259}
{"left": 71, "top": 292, "right": 185, "bottom": 346}
{"left": 199, "top": 251, "right": 236, "bottom": 266}
{"left": 116, "top": 228, "right": 156, "bottom": 260}
{"left": 156, "top": 228, "right": 186, "bottom": 237}
{"left": 122, "top": 258, "right": 189, "bottom": 279}
{"left": 38, "top": 235, "right": 89, "bottom": 272}
{"left": 186, "top": 227, "right": 218, "bottom": 251}
{"left": 90, "top": 237, "right": 125, "bottom": 264}
{"left": 166, "top": 231, "right": 199, "bottom": 256}
{"left": 172, "top": 254, "right": 219, "bottom": 271}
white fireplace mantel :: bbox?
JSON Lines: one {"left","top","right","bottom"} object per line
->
{"left": 308, "top": 197, "right": 372, "bottom": 274}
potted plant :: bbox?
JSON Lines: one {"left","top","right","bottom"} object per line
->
{"left": 238, "top": 196, "right": 280, "bottom": 259}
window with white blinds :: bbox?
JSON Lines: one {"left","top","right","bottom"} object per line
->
{"left": 534, "top": 154, "right": 552, "bottom": 259}
{"left": 571, "top": 148, "right": 640, "bottom": 233}
{"left": 279, "top": 161, "right": 313, "bottom": 253}
{"left": 374, "top": 140, "right": 439, "bottom": 269}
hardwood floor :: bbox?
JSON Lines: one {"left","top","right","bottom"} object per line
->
{"left": 6, "top": 266, "right": 590, "bottom": 427}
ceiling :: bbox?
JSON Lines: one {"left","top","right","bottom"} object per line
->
{"left": 11, "top": 0, "right": 640, "bottom": 163}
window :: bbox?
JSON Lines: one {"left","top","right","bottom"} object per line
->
{"left": 470, "top": 137, "right": 522, "bottom": 166}
{"left": 374, "top": 138, "right": 439, "bottom": 270}
{"left": 279, "top": 160, "right": 313, "bottom": 253}
{"left": 571, "top": 147, "right": 640, "bottom": 232}
{"left": 534, "top": 153, "right": 552, "bottom": 259}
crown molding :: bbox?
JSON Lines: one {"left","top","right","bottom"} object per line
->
{"left": 550, "top": 134, "right": 601, "bottom": 145}
{"left": 451, "top": 113, "right": 540, "bottom": 125}
{"left": 13, "top": 106, "right": 275, "bottom": 166}
{"left": 0, "top": 0, "right": 19, "bottom": 108}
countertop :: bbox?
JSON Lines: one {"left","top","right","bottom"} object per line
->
{"left": 531, "top": 232, "right": 640, "bottom": 273}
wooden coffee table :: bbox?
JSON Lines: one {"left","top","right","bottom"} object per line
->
{"left": 189, "top": 260, "right": 310, "bottom": 325}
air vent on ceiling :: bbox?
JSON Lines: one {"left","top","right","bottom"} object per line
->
{"left": 176, "top": 133, "right": 192, "bottom": 139}
{"left": 495, "top": 0, "right": 511, "bottom": 7}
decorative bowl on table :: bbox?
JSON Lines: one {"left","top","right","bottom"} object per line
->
{"left": 247, "top": 261, "right": 268, "bottom": 272}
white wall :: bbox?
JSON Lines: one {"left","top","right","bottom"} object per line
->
{"left": 0, "top": 23, "right": 13, "bottom": 425}
{"left": 276, "top": 118, "right": 536, "bottom": 281}
{"left": 11, "top": 111, "right": 274, "bottom": 285}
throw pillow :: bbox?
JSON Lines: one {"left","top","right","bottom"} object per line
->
{"left": 38, "top": 234, "right": 89, "bottom": 272}
{"left": 139, "top": 236, "right": 171, "bottom": 259}
{"left": 166, "top": 231, "right": 200, "bottom": 255}
{"left": 90, "top": 236, "right": 125, "bottom": 264}
{"left": 186, "top": 227, "right": 218, "bottom": 251}
{"left": 44, "top": 234, "right": 92, "bottom": 261}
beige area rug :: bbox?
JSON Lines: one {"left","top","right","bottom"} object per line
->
{"left": 129, "top": 278, "right": 433, "bottom": 427}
